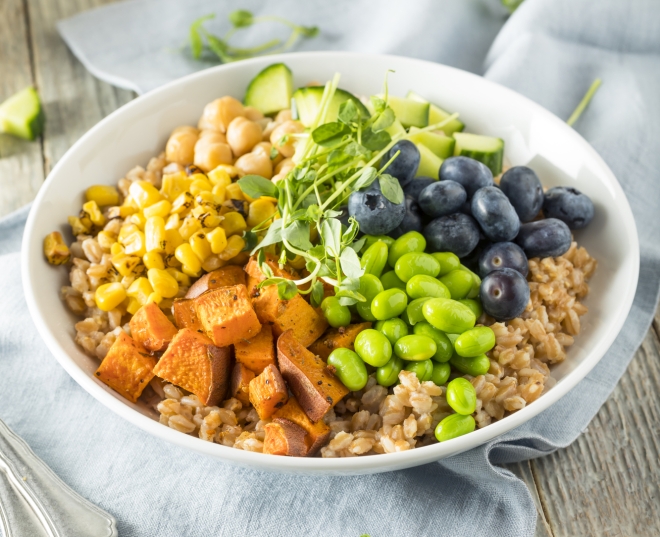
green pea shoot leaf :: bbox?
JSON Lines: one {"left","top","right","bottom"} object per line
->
{"left": 238, "top": 175, "right": 279, "bottom": 199}
{"left": 339, "top": 246, "right": 364, "bottom": 279}
{"left": 353, "top": 167, "right": 378, "bottom": 191}
{"left": 282, "top": 221, "right": 313, "bottom": 250}
{"left": 379, "top": 174, "right": 404, "bottom": 204}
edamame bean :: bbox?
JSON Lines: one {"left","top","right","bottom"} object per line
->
{"left": 458, "top": 265, "right": 481, "bottom": 299}
{"left": 455, "top": 327, "right": 496, "bottom": 357}
{"left": 376, "top": 356, "right": 404, "bottom": 387}
{"left": 381, "top": 270, "right": 407, "bottom": 291}
{"left": 388, "top": 231, "right": 426, "bottom": 267}
{"left": 327, "top": 348, "right": 368, "bottom": 391}
{"left": 361, "top": 235, "right": 394, "bottom": 253}
{"left": 356, "top": 274, "right": 384, "bottom": 321}
{"left": 431, "top": 362, "right": 451, "bottom": 386}
{"left": 375, "top": 318, "right": 409, "bottom": 345}
{"left": 394, "top": 335, "right": 437, "bottom": 361}
{"left": 321, "top": 296, "right": 351, "bottom": 328}
{"left": 371, "top": 288, "right": 408, "bottom": 320}
{"left": 450, "top": 354, "right": 491, "bottom": 376}
{"left": 406, "top": 275, "right": 451, "bottom": 300}
{"left": 354, "top": 329, "right": 392, "bottom": 367}
{"left": 413, "top": 322, "right": 453, "bottom": 362}
{"left": 459, "top": 299, "right": 483, "bottom": 319}
{"left": 405, "top": 359, "right": 433, "bottom": 382}
{"left": 405, "top": 297, "right": 431, "bottom": 325}
{"left": 422, "top": 298, "right": 476, "bottom": 334}
{"left": 435, "top": 414, "right": 476, "bottom": 442}
{"left": 439, "top": 269, "right": 474, "bottom": 300}
{"left": 446, "top": 333, "right": 460, "bottom": 346}
{"left": 394, "top": 252, "right": 441, "bottom": 282}
{"left": 361, "top": 241, "right": 389, "bottom": 278}
{"left": 431, "top": 252, "right": 461, "bottom": 276}
{"left": 446, "top": 377, "right": 477, "bottom": 415}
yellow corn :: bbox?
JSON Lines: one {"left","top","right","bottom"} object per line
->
{"left": 129, "top": 211, "right": 147, "bottom": 229}
{"left": 122, "top": 230, "right": 146, "bottom": 257}
{"left": 111, "top": 254, "right": 142, "bottom": 277}
{"left": 121, "top": 195, "right": 139, "bottom": 210}
{"left": 143, "top": 199, "right": 172, "bottom": 219}
{"left": 143, "top": 251, "right": 165, "bottom": 270}
{"left": 225, "top": 182, "right": 246, "bottom": 201}
{"left": 174, "top": 243, "right": 202, "bottom": 276}
{"left": 43, "top": 231, "right": 70, "bottom": 265}
{"left": 107, "top": 205, "right": 137, "bottom": 219}
{"left": 82, "top": 201, "right": 106, "bottom": 227}
{"left": 211, "top": 182, "right": 227, "bottom": 203}
{"left": 179, "top": 215, "right": 202, "bottom": 240}
{"left": 165, "top": 213, "right": 180, "bottom": 230}
{"left": 129, "top": 180, "right": 162, "bottom": 209}
{"left": 110, "top": 242, "right": 124, "bottom": 256}
{"left": 221, "top": 212, "right": 247, "bottom": 236}
{"left": 217, "top": 235, "right": 245, "bottom": 261}
{"left": 147, "top": 268, "right": 179, "bottom": 298}
{"left": 96, "top": 231, "right": 115, "bottom": 250}
{"left": 170, "top": 192, "right": 194, "bottom": 214}
{"left": 189, "top": 232, "right": 211, "bottom": 262}
{"left": 199, "top": 211, "right": 222, "bottom": 229}
{"left": 209, "top": 165, "right": 241, "bottom": 182}
{"left": 166, "top": 268, "right": 191, "bottom": 288}
{"left": 85, "top": 185, "right": 120, "bottom": 207}
{"left": 95, "top": 282, "right": 127, "bottom": 312}
{"left": 207, "top": 167, "right": 232, "bottom": 186}
{"left": 289, "top": 255, "right": 307, "bottom": 270}
{"left": 227, "top": 251, "right": 249, "bottom": 266}
{"left": 127, "top": 277, "right": 153, "bottom": 306}
{"left": 145, "top": 216, "right": 166, "bottom": 253}
{"left": 147, "top": 292, "right": 163, "bottom": 305}
{"left": 126, "top": 298, "right": 141, "bottom": 315}
{"left": 68, "top": 216, "right": 91, "bottom": 236}
{"left": 189, "top": 177, "right": 213, "bottom": 196}
{"left": 164, "top": 228, "right": 184, "bottom": 255}
{"left": 160, "top": 172, "right": 191, "bottom": 201}
{"left": 247, "top": 199, "right": 276, "bottom": 228}
{"left": 206, "top": 227, "right": 227, "bottom": 254}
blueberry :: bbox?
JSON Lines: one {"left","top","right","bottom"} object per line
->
{"left": 499, "top": 166, "right": 544, "bottom": 222}
{"left": 403, "top": 177, "right": 436, "bottom": 201}
{"left": 471, "top": 186, "right": 520, "bottom": 242}
{"left": 543, "top": 186, "right": 595, "bottom": 229}
{"left": 480, "top": 268, "right": 530, "bottom": 321}
{"left": 423, "top": 213, "right": 480, "bottom": 258}
{"left": 515, "top": 218, "right": 572, "bottom": 258}
{"left": 460, "top": 239, "right": 491, "bottom": 273}
{"left": 348, "top": 181, "right": 406, "bottom": 235}
{"left": 439, "top": 156, "right": 493, "bottom": 198}
{"left": 418, "top": 180, "right": 467, "bottom": 219}
{"left": 382, "top": 140, "right": 420, "bottom": 187}
{"left": 390, "top": 196, "right": 424, "bottom": 238}
{"left": 458, "top": 200, "right": 472, "bottom": 216}
{"left": 479, "top": 242, "right": 529, "bottom": 278}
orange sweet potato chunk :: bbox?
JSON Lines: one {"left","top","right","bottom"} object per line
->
{"left": 234, "top": 324, "right": 275, "bottom": 375}
{"left": 308, "top": 322, "right": 372, "bottom": 361}
{"left": 249, "top": 363, "right": 288, "bottom": 420}
{"left": 194, "top": 285, "right": 261, "bottom": 347}
{"left": 172, "top": 298, "right": 204, "bottom": 332}
{"left": 273, "top": 397, "right": 331, "bottom": 455}
{"left": 263, "top": 418, "right": 308, "bottom": 457}
{"left": 185, "top": 266, "right": 247, "bottom": 299}
{"left": 129, "top": 302, "right": 178, "bottom": 352}
{"left": 95, "top": 332, "right": 156, "bottom": 403}
{"left": 230, "top": 362, "right": 254, "bottom": 405}
{"left": 277, "top": 330, "right": 349, "bottom": 422}
{"left": 153, "top": 328, "right": 232, "bottom": 405}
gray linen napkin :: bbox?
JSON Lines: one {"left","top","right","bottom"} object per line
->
{"left": 1, "top": 0, "right": 658, "bottom": 536}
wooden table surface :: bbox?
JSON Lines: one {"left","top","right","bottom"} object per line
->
{"left": 2, "top": 1, "right": 659, "bottom": 535}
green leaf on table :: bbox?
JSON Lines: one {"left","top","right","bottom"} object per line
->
{"left": 312, "top": 122, "right": 350, "bottom": 147}
{"left": 277, "top": 279, "right": 299, "bottom": 300}
{"left": 371, "top": 107, "right": 395, "bottom": 132}
{"left": 251, "top": 219, "right": 282, "bottom": 254}
{"left": 339, "top": 247, "right": 364, "bottom": 279}
{"left": 353, "top": 167, "right": 378, "bottom": 191}
{"left": 310, "top": 280, "right": 325, "bottom": 308}
{"left": 229, "top": 9, "right": 254, "bottom": 27}
{"left": 189, "top": 14, "right": 214, "bottom": 59}
{"left": 282, "top": 221, "right": 313, "bottom": 250}
{"left": 238, "top": 175, "right": 279, "bottom": 199}
{"left": 379, "top": 174, "right": 404, "bottom": 204}
{"left": 338, "top": 99, "right": 358, "bottom": 125}
{"left": 362, "top": 128, "right": 391, "bottom": 151}
{"left": 321, "top": 218, "right": 342, "bottom": 257}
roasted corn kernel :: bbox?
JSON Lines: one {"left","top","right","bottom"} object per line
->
{"left": 202, "top": 255, "right": 224, "bottom": 272}
{"left": 247, "top": 199, "right": 276, "bottom": 228}
{"left": 68, "top": 216, "right": 91, "bottom": 236}
{"left": 111, "top": 254, "right": 142, "bottom": 277}
{"left": 171, "top": 192, "right": 194, "bottom": 215}
{"left": 166, "top": 268, "right": 191, "bottom": 288}
{"left": 129, "top": 181, "right": 162, "bottom": 209}
{"left": 85, "top": 185, "right": 120, "bottom": 207}
{"left": 127, "top": 277, "right": 153, "bottom": 306}
{"left": 164, "top": 228, "right": 184, "bottom": 254}
{"left": 208, "top": 167, "right": 232, "bottom": 187}
{"left": 190, "top": 178, "right": 213, "bottom": 196}
{"left": 160, "top": 173, "right": 191, "bottom": 201}
{"left": 145, "top": 216, "right": 166, "bottom": 253}
{"left": 206, "top": 227, "right": 227, "bottom": 254}
{"left": 189, "top": 232, "right": 211, "bottom": 262}
{"left": 225, "top": 182, "right": 246, "bottom": 201}
{"left": 165, "top": 213, "right": 180, "bottom": 230}
{"left": 147, "top": 268, "right": 179, "bottom": 298}
{"left": 143, "top": 200, "right": 172, "bottom": 219}
{"left": 122, "top": 230, "right": 146, "bottom": 257}
{"left": 221, "top": 211, "right": 247, "bottom": 236}
{"left": 174, "top": 243, "right": 202, "bottom": 276}
{"left": 43, "top": 231, "right": 70, "bottom": 265}
{"left": 178, "top": 215, "right": 202, "bottom": 240}
{"left": 217, "top": 235, "right": 245, "bottom": 261}
{"left": 96, "top": 231, "right": 116, "bottom": 251}
{"left": 82, "top": 201, "right": 106, "bottom": 227}
{"left": 95, "top": 282, "right": 127, "bottom": 312}
{"left": 143, "top": 251, "right": 165, "bottom": 270}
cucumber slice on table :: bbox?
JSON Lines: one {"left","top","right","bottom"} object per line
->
{"left": 414, "top": 143, "right": 443, "bottom": 179}
{"left": 453, "top": 132, "right": 504, "bottom": 175}
{"left": 0, "top": 86, "right": 43, "bottom": 140}
{"left": 244, "top": 63, "right": 293, "bottom": 116}
{"left": 408, "top": 127, "right": 455, "bottom": 159}
{"left": 378, "top": 95, "right": 429, "bottom": 128}
{"left": 293, "top": 86, "right": 370, "bottom": 127}
{"left": 406, "top": 91, "right": 464, "bottom": 135}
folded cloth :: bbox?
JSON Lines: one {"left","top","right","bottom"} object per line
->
{"left": 1, "top": 0, "right": 658, "bottom": 536}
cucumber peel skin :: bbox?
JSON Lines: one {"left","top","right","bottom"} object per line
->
{"left": 406, "top": 91, "right": 464, "bottom": 136}
{"left": 380, "top": 94, "right": 429, "bottom": 129}
{"left": 452, "top": 132, "right": 504, "bottom": 176}
{"left": 408, "top": 127, "right": 455, "bottom": 159}
{"left": 0, "top": 87, "right": 44, "bottom": 141}
{"left": 244, "top": 63, "right": 293, "bottom": 115}
{"left": 293, "top": 86, "right": 370, "bottom": 127}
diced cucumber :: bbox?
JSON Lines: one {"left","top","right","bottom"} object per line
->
{"left": 453, "top": 132, "right": 504, "bottom": 175}
{"left": 406, "top": 91, "right": 464, "bottom": 135}
{"left": 244, "top": 63, "right": 293, "bottom": 116}
{"left": 379, "top": 95, "right": 429, "bottom": 128}
{"left": 386, "top": 119, "right": 406, "bottom": 139}
{"left": 414, "top": 143, "right": 443, "bottom": 179}
{"left": 293, "top": 86, "right": 370, "bottom": 127}
{"left": 408, "top": 127, "right": 455, "bottom": 159}
{"left": 0, "top": 87, "right": 43, "bottom": 140}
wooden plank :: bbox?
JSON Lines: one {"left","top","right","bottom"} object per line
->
{"left": 0, "top": 0, "right": 44, "bottom": 218}
{"left": 504, "top": 461, "right": 554, "bottom": 537}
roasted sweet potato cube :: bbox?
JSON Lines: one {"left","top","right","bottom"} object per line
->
{"left": 234, "top": 324, "right": 275, "bottom": 374}
{"left": 263, "top": 418, "right": 308, "bottom": 457}
{"left": 308, "top": 322, "right": 372, "bottom": 361}
{"left": 95, "top": 332, "right": 156, "bottom": 403}
{"left": 277, "top": 330, "right": 349, "bottom": 422}
{"left": 273, "top": 397, "right": 331, "bottom": 455}
{"left": 230, "top": 362, "right": 254, "bottom": 405}
{"left": 153, "top": 328, "right": 232, "bottom": 405}
{"left": 245, "top": 253, "right": 298, "bottom": 283}
{"left": 194, "top": 285, "right": 261, "bottom": 347}
{"left": 185, "top": 266, "right": 247, "bottom": 299}
{"left": 249, "top": 363, "right": 288, "bottom": 420}
{"left": 129, "top": 302, "right": 179, "bottom": 352}
{"left": 172, "top": 298, "right": 204, "bottom": 332}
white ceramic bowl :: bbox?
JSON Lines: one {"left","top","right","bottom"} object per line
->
{"left": 22, "top": 52, "right": 639, "bottom": 475}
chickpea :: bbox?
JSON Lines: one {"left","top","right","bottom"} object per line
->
{"left": 253, "top": 141, "right": 283, "bottom": 167}
{"left": 244, "top": 106, "right": 265, "bottom": 122}
{"left": 270, "top": 120, "right": 304, "bottom": 158}
{"left": 226, "top": 117, "right": 263, "bottom": 157}
{"left": 271, "top": 172, "right": 286, "bottom": 184}
{"left": 193, "top": 133, "right": 233, "bottom": 173}
{"left": 234, "top": 150, "right": 273, "bottom": 179}
{"left": 275, "top": 109, "right": 293, "bottom": 123}
{"left": 199, "top": 129, "right": 227, "bottom": 143}
{"left": 165, "top": 126, "right": 199, "bottom": 166}
{"left": 261, "top": 120, "right": 278, "bottom": 141}
{"left": 275, "top": 157, "right": 295, "bottom": 175}
{"left": 198, "top": 96, "right": 245, "bottom": 133}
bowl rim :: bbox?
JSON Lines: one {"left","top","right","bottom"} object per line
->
{"left": 21, "top": 51, "right": 640, "bottom": 474}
